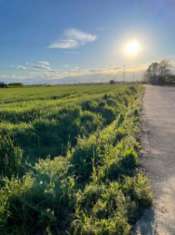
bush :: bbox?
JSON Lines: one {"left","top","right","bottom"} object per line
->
{"left": 121, "top": 173, "right": 152, "bottom": 223}
{"left": 80, "top": 111, "right": 103, "bottom": 137}
{"left": 0, "top": 134, "right": 23, "bottom": 178}
{"left": 0, "top": 157, "right": 76, "bottom": 235}
{"left": 70, "top": 122, "right": 118, "bottom": 185}
{"left": 70, "top": 136, "right": 100, "bottom": 184}
{"left": 105, "top": 145, "right": 139, "bottom": 181}
{"left": 71, "top": 182, "right": 131, "bottom": 235}
{"left": 81, "top": 99, "right": 117, "bottom": 124}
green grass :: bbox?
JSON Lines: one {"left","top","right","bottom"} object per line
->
{"left": 0, "top": 84, "right": 152, "bottom": 235}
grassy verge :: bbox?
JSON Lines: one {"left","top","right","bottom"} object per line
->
{"left": 0, "top": 85, "right": 152, "bottom": 235}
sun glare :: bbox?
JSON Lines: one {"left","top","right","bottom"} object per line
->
{"left": 123, "top": 39, "right": 142, "bottom": 57}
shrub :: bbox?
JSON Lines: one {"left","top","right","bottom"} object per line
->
{"left": 102, "top": 94, "right": 117, "bottom": 106}
{"left": 103, "top": 147, "right": 138, "bottom": 182}
{"left": 71, "top": 182, "right": 131, "bottom": 235}
{"left": 121, "top": 173, "right": 152, "bottom": 223}
{"left": 81, "top": 100, "right": 98, "bottom": 111}
{"left": 97, "top": 105, "right": 116, "bottom": 125}
{"left": 0, "top": 134, "right": 23, "bottom": 178}
{"left": 70, "top": 136, "right": 100, "bottom": 184}
{"left": 70, "top": 122, "right": 118, "bottom": 185}
{"left": 80, "top": 111, "right": 103, "bottom": 137}
{"left": 81, "top": 99, "right": 117, "bottom": 124}
{"left": 0, "top": 157, "right": 76, "bottom": 235}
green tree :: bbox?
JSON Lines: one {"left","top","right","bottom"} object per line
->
{"left": 145, "top": 60, "right": 171, "bottom": 85}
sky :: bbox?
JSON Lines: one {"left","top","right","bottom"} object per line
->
{"left": 0, "top": 0, "right": 175, "bottom": 84}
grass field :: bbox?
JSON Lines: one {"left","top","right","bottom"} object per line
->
{"left": 0, "top": 84, "right": 152, "bottom": 235}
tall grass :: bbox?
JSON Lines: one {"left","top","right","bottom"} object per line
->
{"left": 0, "top": 84, "right": 152, "bottom": 235}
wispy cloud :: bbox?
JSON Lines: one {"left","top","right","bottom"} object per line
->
{"left": 1, "top": 61, "right": 147, "bottom": 84}
{"left": 49, "top": 28, "right": 97, "bottom": 49}
{"left": 16, "top": 65, "right": 27, "bottom": 70}
{"left": 31, "top": 61, "right": 52, "bottom": 71}
{"left": 16, "top": 61, "right": 52, "bottom": 71}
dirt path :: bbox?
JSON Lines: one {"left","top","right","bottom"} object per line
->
{"left": 135, "top": 85, "right": 175, "bottom": 235}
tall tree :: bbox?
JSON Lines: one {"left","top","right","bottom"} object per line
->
{"left": 146, "top": 62, "right": 160, "bottom": 84}
{"left": 146, "top": 60, "right": 171, "bottom": 85}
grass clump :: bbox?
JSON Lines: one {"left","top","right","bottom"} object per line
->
{"left": 0, "top": 157, "right": 76, "bottom": 235}
{"left": 71, "top": 182, "right": 131, "bottom": 235}
{"left": 0, "top": 133, "right": 23, "bottom": 179}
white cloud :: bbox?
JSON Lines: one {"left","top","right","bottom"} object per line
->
{"left": 49, "top": 28, "right": 97, "bottom": 49}
{"left": 38, "top": 61, "right": 50, "bottom": 66}
{"left": 49, "top": 39, "right": 78, "bottom": 49}
{"left": 16, "top": 61, "right": 52, "bottom": 73}
{"left": 31, "top": 61, "right": 51, "bottom": 71}
{"left": 65, "top": 28, "right": 96, "bottom": 43}
{"left": 1, "top": 61, "right": 146, "bottom": 84}
{"left": 16, "top": 65, "right": 27, "bottom": 70}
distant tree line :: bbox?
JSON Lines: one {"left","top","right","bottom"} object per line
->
{"left": 0, "top": 82, "right": 8, "bottom": 88}
{"left": 0, "top": 82, "right": 23, "bottom": 88}
{"left": 145, "top": 60, "right": 175, "bottom": 85}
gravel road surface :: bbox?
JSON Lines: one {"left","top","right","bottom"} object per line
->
{"left": 135, "top": 85, "right": 175, "bottom": 235}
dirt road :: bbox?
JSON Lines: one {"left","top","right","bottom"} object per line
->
{"left": 135, "top": 85, "right": 175, "bottom": 235}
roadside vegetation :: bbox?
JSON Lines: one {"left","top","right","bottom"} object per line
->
{"left": 0, "top": 84, "right": 152, "bottom": 235}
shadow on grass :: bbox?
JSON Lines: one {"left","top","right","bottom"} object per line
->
{"left": 132, "top": 207, "right": 156, "bottom": 235}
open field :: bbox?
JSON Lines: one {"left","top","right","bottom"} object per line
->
{"left": 0, "top": 84, "right": 152, "bottom": 235}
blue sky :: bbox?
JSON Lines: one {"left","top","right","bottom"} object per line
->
{"left": 0, "top": 0, "right": 175, "bottom": 83}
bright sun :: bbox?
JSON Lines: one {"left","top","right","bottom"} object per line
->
{"left": 124, "top": 39, "right": 142, "bottom": 57}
